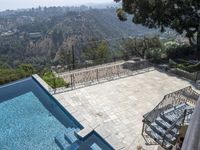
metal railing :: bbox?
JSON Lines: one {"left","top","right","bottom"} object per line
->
{"left": 142, "top": 86, "right": 199, "bottom": 147}
{"left": 161, "top": 108, "right": 194, "bottom": 149}
{"left": 49, "top": 60, "right": 154, "bottom": 94}
{"left": 143, "top": 86, "right": 199, "bottom": 124}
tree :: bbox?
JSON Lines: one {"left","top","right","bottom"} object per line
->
{"left": 59, "top": 48, "right": 72, "bottom": 66}
{"left": 52, "top": 29, "right": 64, "bottom": 47}
{"left": 122, "top": 36, "right": 162, "bottom": 58}
{"left": 96, "top": 41, "right": 110, "bottom": 63}
{"left": 115, "top": 0, "right": 200, "bottom": 55}
{"left": 83, "top": 40, "right": 110, "bottom": 64}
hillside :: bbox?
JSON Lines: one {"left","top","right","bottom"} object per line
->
{"left": 0, "top": 7, "right": 172, "bottom": 69}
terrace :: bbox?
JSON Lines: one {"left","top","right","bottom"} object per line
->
{"left": 51, "top": 63, "right": 198, "bottom": 149}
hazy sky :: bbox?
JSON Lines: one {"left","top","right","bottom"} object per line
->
{"left": 0, "top": 0, "right": 114, "bottom": 11}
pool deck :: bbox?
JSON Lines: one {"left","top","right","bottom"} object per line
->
{"left": 52, "top": 69, "right": 198, "bottom": 150}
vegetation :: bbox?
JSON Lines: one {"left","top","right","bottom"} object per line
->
{"left": 115, "top": 0, "right": 200, "bottom": 56}
{"left": 0, "top": 6, "right": 177, "bottom": 85}
{"left": 0, "top": 62, "right": 68, "bottom": 88}
{"left": 0, "top": 7, "right": 162, "bottom": 69}
{"left": 122, "top": 36, "right": 162, "bottom": 59}
{"left": 52, "top": 29, "right": 64, "bottom": 48}
{"left": 169, "top": 59, "right": 200, "bottom": 73}
{"left": 83, "top": 40, "right": 110, "bottom": 64}
{"left": 185, "top": 63, "right": 200, "bottom": 73}
{"left": 0, "top": 64, "right": 36, "bottom": 85}
{"left": 42, "top": 71, "right": 69, "bottom": 88}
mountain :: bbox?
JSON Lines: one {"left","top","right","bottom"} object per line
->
{"left": 0, "top": 6, "right": 174, "bottom": 68}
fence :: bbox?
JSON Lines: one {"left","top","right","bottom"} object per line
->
{"left": 49, "top": 60, "right": 154, "bottom": 94}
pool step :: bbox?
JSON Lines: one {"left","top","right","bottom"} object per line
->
{"left": 90, "top": 143, "right": 102, "bottom": 150}
{"left": 55, "top": 134, "right": 70, "bottom": 150}
{"left": 55, "top": 127, "right": 80, "bottom": 150}
{"left": 64, "top": 130, "right": 79, "bottom": 144}
{"left": 66, "top": 141, "right": 81, "bottom": 150}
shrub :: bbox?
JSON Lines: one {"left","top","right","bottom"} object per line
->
{"left": 183, "top": 63, "right": 200, "bottom": 73}
{"left": 146, "top": 47, "right": 167, "bottom": 63}
{"left": 0, "top": 64, "right": 35, "bottom": 85}
{"left": 168, "top": 59, "right": 200, "bottom": 73}
{"left": 42, "top": 71, "right": 69, "bottom": 88}
{"left": 166, "top": 45, "right": 196, "bottom": 59}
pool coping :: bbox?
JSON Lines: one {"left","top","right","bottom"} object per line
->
{"left": 32, "top": 75, "right": 84, "bottom": 130}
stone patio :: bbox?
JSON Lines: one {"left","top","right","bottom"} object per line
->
{"left": 53, "top": 69, "right": 195, "bottom": 150}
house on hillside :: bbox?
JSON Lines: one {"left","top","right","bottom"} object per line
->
{"left": 29, "top": 32, "right": 42, "bottom": 40}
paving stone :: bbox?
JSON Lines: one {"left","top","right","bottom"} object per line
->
{"left": 54, "top": 70, "right": 196, "bottom": 149}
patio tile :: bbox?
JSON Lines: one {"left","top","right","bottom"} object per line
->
{"left": 55, "top": 69, "right": 194, "bottom": 149}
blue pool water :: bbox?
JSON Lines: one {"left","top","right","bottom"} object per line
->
{"left": 0, "top": 92, "right": 68, "bottom": 149}
{"left": 0, "top": 77, "right": 114, "bottom": 150}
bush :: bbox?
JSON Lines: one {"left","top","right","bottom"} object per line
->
{"left": 146, "top": 47, "right": 167, "bottom": 63}
{"left": 183, "top": 63, "right": 200, "bottom": 73}
{"left": 168, "top": 59, "right": 200, "bottom": 73}
{"left": 0, "top": 64, "right": 36, "bottom": 85}
{"left": 42, "top": 71, "right": 69, "bottom": 88}
{"left": 164, "top": 40, "right": 180, "bottom": 49}
{"left": 166, "top": 45, "right": 196, "bottom": 59}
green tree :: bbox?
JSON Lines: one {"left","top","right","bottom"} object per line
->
{"left": 96, "top": 41, "right": 110, "bottom": 63}
{"left": 83, "top": 40, "right": 110, "bottom": 64}
{"left": 59, "top": 49, "right": 72, "bottom": 66}
{"left": 122, "top": 36, "right": 162, "bottom": 58}
{"left": 52, "top": 29, "right": 64, "bottom": 47}
{"left": 115, "top": 0, "right": 200, "bottom": 55}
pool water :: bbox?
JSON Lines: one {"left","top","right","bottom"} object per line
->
{"left": 0, "top": 92, "right": 68, "bottom": 150}
{"left": 0, "top": 77, "right": 114, "bottom": 150}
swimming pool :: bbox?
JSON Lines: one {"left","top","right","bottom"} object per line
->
{"left": 0, "top": 77, "right": 82, "bottom": 150}
{"left": 0, "top": 77, "right": 114, "bottom": 150}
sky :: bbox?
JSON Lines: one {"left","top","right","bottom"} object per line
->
{"left": 0, "top": 0, "right": 114, "bottom": 11}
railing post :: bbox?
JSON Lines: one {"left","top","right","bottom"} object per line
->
{"left": 73, "top": 74, "right": 75, "bottom": 89}
{"left": 117, "top": 65, "right": 120, "bottom": 77}
{"left": 96, "top": 68, "right": 99, "bottom": 82}
{"left": 53, "top": 77, "right": 56, "bottom": 94}
{"left": 70, "top": 74, "right": 73, "bottom": 89}
{"left": 182, "top": 109, "right": 187, "bottom": 125}
{"left": 141, "top": 122, "right": 145, "bottom": 136}
{"left": 195, "top": 71, "right": 199, "bottom": 82}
